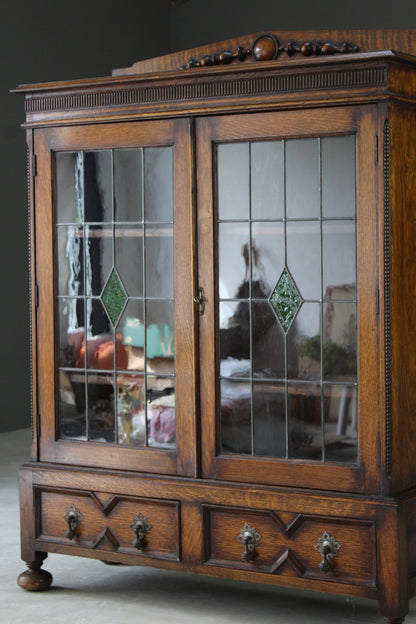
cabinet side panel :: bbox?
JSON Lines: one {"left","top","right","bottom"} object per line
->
{"left": 389, "top": 103, "right": 416, "bottom": 494}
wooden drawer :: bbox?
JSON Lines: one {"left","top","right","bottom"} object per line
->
{"left": 36, "top": 488, "right": 180, "bottom": 561}
{"left": 203, "top": 505, "right": 376, "bottom": 588}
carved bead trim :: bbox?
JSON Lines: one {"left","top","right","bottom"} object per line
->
{"left": 383, "top": 118, "right": 392, "bottom": 476}
{"left": 25, "top": 66, "right": 387, "bottom": 115}
{"left": 181, "top": 34, "right": 359, "bottom": 69}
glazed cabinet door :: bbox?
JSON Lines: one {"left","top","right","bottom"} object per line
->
{"left": 34, "top": 118, "right": 197, "bottom": 476}
{"left": 197, "top": 106, "right": 381, "bottom": 493}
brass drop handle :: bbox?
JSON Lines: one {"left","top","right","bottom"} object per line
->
{"left": 315, "top": 532, "right": 341, "bottom": 573}
{"left": 131, "top": 513, "right": 152, "bottom": 550}
{"left": 237, "top": 523, "right": 261, "bottom": 562}
{"left": 63, "top": 504, "right": 83, "bottom": 540}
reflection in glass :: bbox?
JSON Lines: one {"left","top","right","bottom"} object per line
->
{"left": 58, "top": 298, "right": 85, "bottom": 368}
{"left": 144, "top": 147, "right": 173, "bottom": 222}
{"left": 56, "top": 152, "right": 82, "bottom": 223}
{"left": 220, "top": 379, "right": 251, "bottom": 454}
{"left": 324, "top": 384, "right": 357, "bottom": 463}
{"left": 322, "top": 136, "right": 356, "bottom": 219}
{"left": 87, "top": 372, "right": 115, "bottom": 442}
{"left": 145, "top": 300, "right": 175, "bottom": 373}
{"left": 251, "top": 141, "right": 284, "bottom": 220}
{"left": 323, "top": 221, "right": 356, "bottom": 296}
{"left": 117, "top": 373, "right": 146, "bottom": 445}
{"left": 287, "top": 221, "right": 321, "bottom": 301}
{"left": 59, "top": 370, "right": 86, "bottom": 440}
{"left": 85, "top": 299, "right": 114, "bottom": 370}
{"left": 220, "top": 301, "right": 250, "bottom": 369}
{"left": 218, "top": 222, "right": 250, "bottom": 300}
{"left": 288, "top": 382, "right": 322, "bottom": 460}
{"left": 251, "top": 222, "right": 284, "bottom": 297}
{"left": 216, "top": 133, "right": 358, "bottom": 464}
{"left": 57, "top": 226, "right": 84, "bottom": 297}
{"left": 286, "top": 138, "right": 320, "bottom": 219}
{"left": 217, "top": 143, "right": 249, "bottom": 220}
{"left": 114, "top": 149, "right": 143, "bottom": 222}
{"left": 253, "top": 382, "right": 286, "bottom": 457}
{"left": 323, "top": 301, "right": 357, "bottom": 381}
{"left": 252, "top": 301, "right": 285, "bottom": 379}
{"left": 288, "top": 303, "right": 321, "bottom": 381}
{"left": 55, "top": 146, "right": 176, "bottom": 447}
{"left": 119, "top": 299, "right": 145, "bottom": 372}
{"left": 115, "top": 224, "right": 143, "bottom": 297}
{"left": 145, "top": 223, "right": 174, "bottom": 298}
{"left": 84, "top": 151, "right": 112, "bottom": 223}
{"left": 85, "top": 225, "right": 113, "bottom": 296}
{"left": 147, "top": 377, "right": 176, "bottom": 448}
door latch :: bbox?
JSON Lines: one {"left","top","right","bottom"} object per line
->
{"left": 194, "top": 287, "right": 206, "bottom": 315}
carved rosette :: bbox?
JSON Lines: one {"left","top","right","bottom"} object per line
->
{"left": 181, "top": 34, "right": 359, "bottom": 69}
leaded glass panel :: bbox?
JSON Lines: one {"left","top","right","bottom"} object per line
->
{"left": 217, "top": 135, "right": 357, "bottom": 464}
{"left": 55, "top": 146, "right": 175, "bottom": 447}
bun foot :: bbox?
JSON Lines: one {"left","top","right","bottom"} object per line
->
{"left": 17, "top": 563, "right": 53, "bottom": 591}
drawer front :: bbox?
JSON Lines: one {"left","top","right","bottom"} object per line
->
{"left": 37, "top": 488, "right": 180, "bottom": 561}
{"left": 204, "top": 505, "right": 376, "bottom": 587}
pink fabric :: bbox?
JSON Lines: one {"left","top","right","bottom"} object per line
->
{"left": 149, "top": 406, "right": 175, "bottom": 443}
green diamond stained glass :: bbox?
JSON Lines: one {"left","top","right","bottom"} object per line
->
{"left": 101, "top": 269, "right": 128, "bottom": 326}
{"left": 269, "top": 268, "right": 302, "bottom": 332}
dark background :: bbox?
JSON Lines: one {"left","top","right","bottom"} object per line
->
{"left": 2, "top": 0, "right": 415, "bottom": 431}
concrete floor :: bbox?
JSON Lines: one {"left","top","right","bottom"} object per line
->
{"left": 1, "top": 428, "right": 416, "bottom": 624}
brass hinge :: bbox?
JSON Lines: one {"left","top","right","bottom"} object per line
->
{"left": 194, "top": 287, "right": 206, "bottom": 315}
{"left": 32, "top": 153, "right": 37, "bottom": 177}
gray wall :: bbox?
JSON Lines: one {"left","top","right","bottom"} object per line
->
{"left": 2, "top": 0, "right": 416, "bottom": 431}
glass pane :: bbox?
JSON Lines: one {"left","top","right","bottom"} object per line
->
{"left": 217, "top": 143, "right": 249, "bottom": 220}
{"left": 251, "top": 222, "right": 284, "bottom": 297}
{"left": 251, "top": 141, "right": 284, "bottom": 220}
{"left": 324, "top": 384, "right": 358, "bottom": 463}
{"left": 218, "top": 222, "right": 250, "bottom": 299}
{"left": 145, "top": 223, "right": 174, "bottom": 298}
{"left": 87, "top": 372, "right": 115, "bottom": 442}
{"left": 146, "top": 300, "right": 175, "bottom": 374}
{"left": 220, "top": 301, "right": 250, "bottom": 369}
{"left": 286, "top": 139, "right": 320, "bottom": 219}
{"left": 220, "top": 379, "right": 251, "bottom": 454}
{"left": 253, "top": 382, "right": 286, "bottom": 457}
{"left": 322, "top": 136, "right": 356, "bottom": 219}
{"left": 58, "top": 298, "right": 85, "bottom": 368}
{"left": 115, "top": 224, "right": 143, "bottom": 297}
{"left": 119, "top": 299, "right": 145, "bottom": 372}
{"left": 252, "top": 301, "right": 285, "bottom": 379}
{"left": 288, "top": 303, "right": 321, "bottom": 381}
{"left": 144, "top": 147, "right": 173, "bottom": 222}
{"left": 287, "top": 221, "right": 321, "bottom": 301}
{"left": 85, "top": 299, "right": 114, "bottom": 370}
{"left": 85, "top": 225, "right": 113, "bottom": 296}
{"left": 288, "top": 382, "right": 322, "bottom": 460}
{"left": 59, "top": 370, "right": 86, "bottom": 440}
{"left": 84, "top": 151, "right": 112, "bottom": 223}
{"left": 114, "top": 149, "right": 143, "bottom": 222}
{"left": 57, "top": 226, "right": 84, "bottom": 297}
{"left": 147, "top": 377, "right": 176, "bottom": 448}
{"left": 56, "top": 152, "right": 83, "bottom": 223}
{"left": 117, "top": 373, "right": 146, "bottom": 445}
{"left": 323, "top": 221, "right": 356, "bottom": 298}
{"left": 323, "top": 301, "right": 357, "bottom": 381}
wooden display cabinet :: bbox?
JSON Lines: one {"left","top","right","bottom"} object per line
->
{"left": 13, "top": 29, "right": 416, "bottom": 623}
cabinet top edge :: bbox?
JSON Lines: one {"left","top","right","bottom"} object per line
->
{"left": 11, "top": 49, "right": 416, "bottom": 97}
